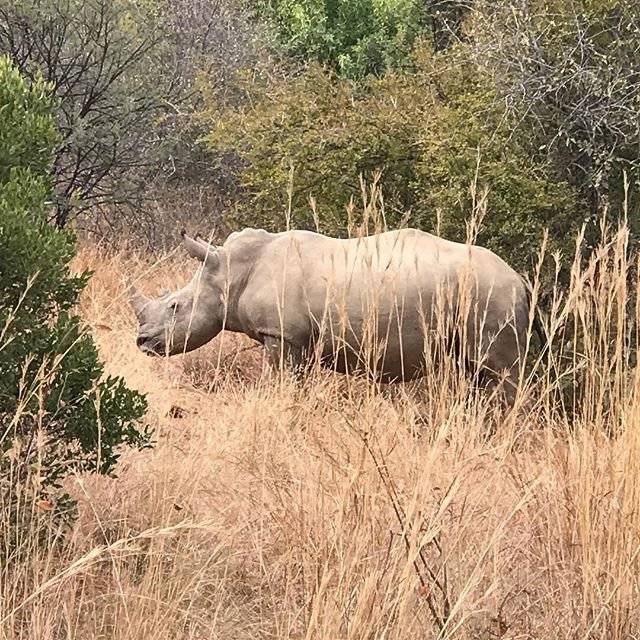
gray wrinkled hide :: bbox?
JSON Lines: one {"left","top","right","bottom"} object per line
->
{"left": 132, "top": 228, "right": 530, "bottom": 399}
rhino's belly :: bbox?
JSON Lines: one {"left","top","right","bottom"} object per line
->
{"left": 314, "top": 320, "right": 429, "bottom": 381}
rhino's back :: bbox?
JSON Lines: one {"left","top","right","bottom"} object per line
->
{"left": 260, "top": 227, "right": 479, "bottom": 275}
{"left": 258, "top": 227, "right": 519, "bottom": 306}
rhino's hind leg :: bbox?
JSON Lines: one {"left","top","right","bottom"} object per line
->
{"left": 481, "top": 364, "right": 520, "bottom": 409}
{"left": 475, "top": 317, "right": 526, "bottom": 410}
{"left": 262, "top": 335, "right": 306, "bottom": 376}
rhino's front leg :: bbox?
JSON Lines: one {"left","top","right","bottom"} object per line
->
{"left": 262, "top": 335, "right": 306, "bottom": 375}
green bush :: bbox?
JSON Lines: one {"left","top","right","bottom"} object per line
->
{"left": 251, "top": 0, "right": 430, "bottom": 79}
{"left": 203, "top": 44, "right": 578, "bottom": 272}
{"left": 0, "top": 56, "right": 150, "bottom": 538}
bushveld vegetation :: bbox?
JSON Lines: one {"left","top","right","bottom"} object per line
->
{"left": 3, "top": 1, "right": 640, "bottom": 638}
{"left": 3, "top": 218, "right": 640, "bottom": 639}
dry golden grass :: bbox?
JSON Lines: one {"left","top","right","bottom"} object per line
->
{"left": 3, "top": 230, "right": 640, "bottom": 639}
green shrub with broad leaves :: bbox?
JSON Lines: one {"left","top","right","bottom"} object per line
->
{"left": 0, "top": 56, "right": 150, "bottom": 545}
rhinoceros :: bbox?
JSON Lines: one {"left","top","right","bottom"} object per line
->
{"left": 129, "top": 228, "right": 532, "bottom": 402}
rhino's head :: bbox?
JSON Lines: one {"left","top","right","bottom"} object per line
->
{"left": 129, "top": 232, "right": 226, "bottom": 357}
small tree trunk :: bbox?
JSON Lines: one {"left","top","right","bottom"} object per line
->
{"left": 54, "top": 203, "right": 71, "bottom": 229}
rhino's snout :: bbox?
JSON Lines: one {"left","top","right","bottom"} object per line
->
{"left": 136, "top": 333, "right": 163, "bottom": 356}
{"left": 136, "top": 334, "right": 148, "bottom": 348}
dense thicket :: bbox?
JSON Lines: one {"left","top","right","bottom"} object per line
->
{"left": 2, "top": 0, "right": 639, "bottom": 273}
{"left": 203, "top": 46, "right": 577, "bottom": 270}
{"left": 194, "top": 0, "right": 638, "bottom": 275}
{"left": 472, "top": 0, "right": 640, "bottom": 246}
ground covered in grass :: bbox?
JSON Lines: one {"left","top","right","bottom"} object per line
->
{"left": 2, "top": 244, "right": 639, "bottom": 640}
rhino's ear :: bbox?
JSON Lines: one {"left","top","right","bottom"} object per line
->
{"left": 180, "top": 230, "right": 220, "bottom": 269}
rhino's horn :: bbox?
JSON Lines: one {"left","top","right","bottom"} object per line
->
{"left": 181, "top": 230, "right": 219, "bottom": 268}
{"left": 127, "top": 283, "right": 150, "bottom": 319}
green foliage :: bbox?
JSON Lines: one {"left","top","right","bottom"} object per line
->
{"left": 203, "top": 44, "right": 577, "bottom": 272}
{"left": 204, "top": 63, "right": 420, "bottom": 229}
{"left": 0, "top": 56, "right": 150, "bottom": 537}
{"left": 0, "top": 62, "right": 57, "bottom": 183}
{"left": 251, "top": 0, "right": 430, "bottom": 79}
{"left": 407, "top": 46, "right": 578, "bottom": 268}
